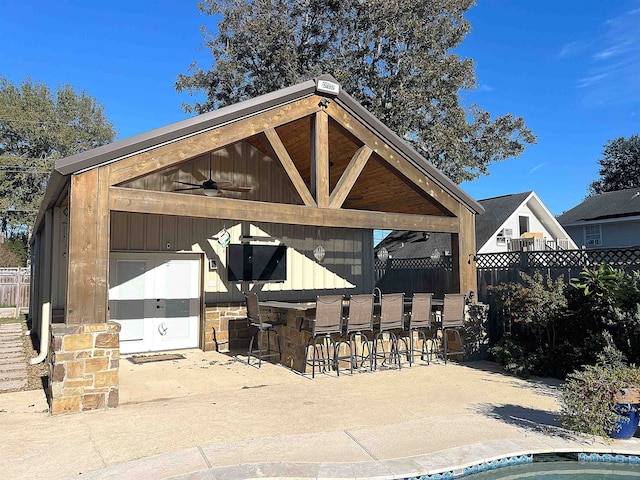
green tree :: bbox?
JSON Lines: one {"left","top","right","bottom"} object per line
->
{"left": 0, "top": 77, "right": 116, "bottom": 239}
{"left": 588, "top": 134, "right": 640, "bottom": 196}
{"left": 176, "top": 0, "right": 536, "bottom": 184}
{"left": 0, "top": 242, "right": 21, "bottom": 267}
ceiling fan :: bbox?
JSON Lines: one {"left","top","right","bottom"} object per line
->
{"left": 174, "top": 154, "right": 251, "bottom": 197}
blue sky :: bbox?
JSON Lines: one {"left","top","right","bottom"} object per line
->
{"left": 2, "top": 0, "right": 639, "bottom": 217}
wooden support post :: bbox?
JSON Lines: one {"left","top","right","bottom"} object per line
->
{"left": 66, "top": 166, "right": 110, "bottom": 324}
{"left": 451, "top": 206, "right": 477, "bottom": 296}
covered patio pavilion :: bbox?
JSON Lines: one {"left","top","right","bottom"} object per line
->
{"left": 29, "top": 74, "right": 484, "bottom": 414}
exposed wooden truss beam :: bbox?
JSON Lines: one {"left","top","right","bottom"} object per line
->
{"left": 109, "top": 187, "right": 460, "bottom": 233}
{"left": 311, "top": 111, "right": 329, "bottom": 207}
{"left": 324, "top": 102, "right": 461, "bottom": 215}
{"left": 329, "top": 145, "right": 372, "bottom": 209}
{"left": 263, "top": 128, "right": 316, "bottom": 207}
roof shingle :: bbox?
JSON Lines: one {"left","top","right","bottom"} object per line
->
{"left": 557, "top": 188, "right": 640, "bottom": 224}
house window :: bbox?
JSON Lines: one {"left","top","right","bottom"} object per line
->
{"left": 519, "top": 216, "right": 529, "bottom": 236}
{"left": 585, "top": 225, "right": 602, "bottom": 247}
{"left": 496, "top": 228, "right": 512, "bottom": 246}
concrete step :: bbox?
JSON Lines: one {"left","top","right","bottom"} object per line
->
{"left": 0, "top": 329, "right": 22, "bottom": 339}
{"left": 0, "top": 363, "right": 25, "bottom": 372}
{"left": 0, "top": 323, "right": 21, "bottom": 329}
{"left": 0, "top": 378, "right": 27, "bottom": 391}
{"left": 0, "top": 369, "right": 26, "bottom": 380}
{"left": 0, "top": 336, "right": 21, "bottom": 341}
{"left": 0, "top": 347, "right": 22, "bottom": 355}
{"left": 0, "top": 354, "right": 25, "bottom": 364}
{"left": 0, "top": 329, "right": 21, "bottom": 334}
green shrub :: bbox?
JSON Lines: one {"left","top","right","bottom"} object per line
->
{"left": 489, "top": 266, "right": 640, "bottom": 378}
{"left": 559, "top": 338, "right": 640, "bottom": 438}
{"left": 489, "top": 337, "right": 531, "bottom": 377}
{"left": 489, "top": 271, "right": 569, "bottom": 376}
{"left": 570, "top": 266, "right": 640, "bottom": 366}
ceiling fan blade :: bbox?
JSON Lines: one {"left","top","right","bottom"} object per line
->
{"left": 174, "top": 181, "right": 201, "bottom": 187}
{"left": 218, "top": 185, "right": 252, "bottom": 192}
{"left": 174, "top": 187, "right": 203, "bottom": 192}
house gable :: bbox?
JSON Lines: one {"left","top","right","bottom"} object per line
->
{"left": 478, "top": 192, "right": 577, "bottom": 253}
{"left": 377, "top": 191, "right": 576, "bottom": 257}
{"left": 99, "top": 91, "right": 467, "bottom": 231}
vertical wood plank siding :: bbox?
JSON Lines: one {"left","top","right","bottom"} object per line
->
{"left": 118, "top": 141, "right": 302, "bottom": 206}
{"left": 110, "top": 211, "right": 373, "bottom": 303}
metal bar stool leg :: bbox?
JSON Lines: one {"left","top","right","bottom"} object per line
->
{"left": 248, "top": 329, "right": 255, "bottom": 366}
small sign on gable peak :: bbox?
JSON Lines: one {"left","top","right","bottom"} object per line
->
{"left": 316, "top": 79, "right": 340, "bottom": 95}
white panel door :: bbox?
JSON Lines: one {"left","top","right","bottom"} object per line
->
{"left": 109, "top": 253, "right": 201, "bottom": 354}
{"left": 109, "top": 255, "right": 156, "bottom": 354}
{"left": 152, "top": 256, "right": 201, "bottom": 351}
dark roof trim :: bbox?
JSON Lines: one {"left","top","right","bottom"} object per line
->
{"left": 30, "top": 170, "right": 67, "bottom": 245}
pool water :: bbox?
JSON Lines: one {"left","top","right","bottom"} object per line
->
{"left": 467, "top": 461, "right": 640, "bottom": 479}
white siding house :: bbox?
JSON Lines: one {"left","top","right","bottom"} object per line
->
{"left": 478, "top": 192, "right": 576, "bottom": 254}
{"left": 376, "top": 191, "right": 577, "bottom": 259}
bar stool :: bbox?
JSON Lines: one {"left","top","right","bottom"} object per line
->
{"left": 373, "top": 292, "right": 405, "bottom": 370}
{"left": 404, "top": 293, "right": 434, "bottom": 366}
{"left": 299, "top": 295, "right": 344, "bottom": 378}
{"left": 336, "top": 294, "right": 375, "bottom": 375}
{"left": 244, "top": 291, "right": 281, "bottom": 368}
{"left": 441, "top": 293, "right": 466, "bottom": 364}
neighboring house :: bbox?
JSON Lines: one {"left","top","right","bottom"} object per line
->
{"left": 376, "top": 191, "right": 576, "bottom": 258}
{"left": 557, "top": 188, "right": 640, "bottom": 249}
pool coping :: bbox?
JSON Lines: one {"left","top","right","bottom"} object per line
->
{"left": 75, "top": 433, "right": 640, "bottom": 480}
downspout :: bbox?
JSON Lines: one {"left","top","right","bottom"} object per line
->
{"left": 30, "top": 302, "right": 51, "bottom": 365}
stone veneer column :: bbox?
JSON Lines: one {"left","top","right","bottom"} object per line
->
{"left": 48, "top": 321, "right": 120, "bottom": 415}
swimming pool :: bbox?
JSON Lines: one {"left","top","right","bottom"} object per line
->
{"left": 467, "top": 460, "right": 640, "bottom": 479}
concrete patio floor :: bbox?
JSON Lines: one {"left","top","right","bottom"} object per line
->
{"left": 1, "top": 349, "right": 638, "bottom": 480}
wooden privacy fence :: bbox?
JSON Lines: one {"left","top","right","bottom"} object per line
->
{"left": 375, "top": 247, "right": 640, "bottom": 345}
{"left": 0, "top": 267, "right": 30, "bottom": 311}
{"left": 374, "top": 256, "right": 453, "bottom": 299}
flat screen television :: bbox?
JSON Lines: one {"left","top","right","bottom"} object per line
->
{"left": 227, "top": 244, "right": 287, "bottom": 282}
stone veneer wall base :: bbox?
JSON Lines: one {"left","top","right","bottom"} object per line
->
{"left": 48, "top": 321, "right": 121, "bottom": 415}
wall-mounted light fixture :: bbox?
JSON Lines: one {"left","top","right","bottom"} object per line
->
{"left": 377, "top": 247, "right": 389, "bottom": 262}
{"left": 430, "top": 248, "right": 441, "bottom": 261}
{"left": 314, "top": 229, "right": 326, "bottom": 262}
{"left": 313, "top": 244, "right": 326, "bottom": 263}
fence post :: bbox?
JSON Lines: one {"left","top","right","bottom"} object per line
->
{"left": 519, "top": 251, "right": 528, "bottom": 270}
{"left": 14, "top": 269, "right": 21, "bottom": 318}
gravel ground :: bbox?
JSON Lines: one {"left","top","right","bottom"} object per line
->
{"left": 23, "top": 322, "right": 49, "bottom": 392}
